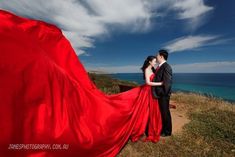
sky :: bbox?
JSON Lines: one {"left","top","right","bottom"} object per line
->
{"left": 0, "top": 0, "right": 235, "bottom": 73}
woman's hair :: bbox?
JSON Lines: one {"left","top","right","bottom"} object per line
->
{"left": 140, "top": 55, "right": 156, "bottom": 80}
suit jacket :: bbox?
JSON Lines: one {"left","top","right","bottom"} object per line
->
{"left": 152, "top": 62, "right": 172, "bottom": 99}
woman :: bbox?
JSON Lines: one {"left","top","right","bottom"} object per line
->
{"left": 130, "top": 56, "right": 163, "bottom": 143}
{"left": 0, "top": 10, "right": 162, "bottom": 157}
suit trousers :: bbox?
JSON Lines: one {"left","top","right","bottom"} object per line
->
{"left": 158, "top": 96, "right": 172, "bottom": 135}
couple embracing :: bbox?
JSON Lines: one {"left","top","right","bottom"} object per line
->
{"left": 131, "top": 49, "right": 173, "bottom": 143}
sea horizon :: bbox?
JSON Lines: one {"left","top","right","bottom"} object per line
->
{"left": 105, "top": 73, "right": 235, "bottom": 103}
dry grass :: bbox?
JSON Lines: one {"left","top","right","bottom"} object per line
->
{"left": 117, "top": 93, "right": 235, "bottom": 157}
{"left": 89, "top": 73, "right": 235, "bottom": 157}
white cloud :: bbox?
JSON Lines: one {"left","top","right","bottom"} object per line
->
{"left": 164, "top": 35, "right": 220, "bottom": 52}
{"left": 0, "top": 0, "right": 213, "bottom": 55}
{"left": 63, "top": 31, "right": 94, "bottom": 55}
{"left": 172, "top": 0, "right": 213, "bottom": 30}
{"left": 148, "top": 0, "right": 213, "bottom": 30}
{"left": 0, "top": 0, "right": 152, "bottom": 55}
{"left": 172, "top": 61, "right": 235, "bottom": 73}
{"left": 173, "top": 0, "right": 213, "bottom": 19}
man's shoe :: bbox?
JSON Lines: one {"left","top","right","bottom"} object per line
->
{"left": 160, "top": 133, "right": 171, "bottom": 137}
{"left": 160, "top": 133, "right": 167, "bottom": 137}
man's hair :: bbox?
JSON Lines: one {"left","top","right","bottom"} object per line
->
{"left": 158, "top": 49, "right": 168, "bottom": 60}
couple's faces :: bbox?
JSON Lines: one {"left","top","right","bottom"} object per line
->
{"left": 156, "top": 53, "right": 161, "bottom": 63}
{"left": 149, "top": 58, "right": 157, "bottom": 67}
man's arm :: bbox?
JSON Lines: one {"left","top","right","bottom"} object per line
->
{"left": 162, "top": 64, "right": 172, "bottom": 95}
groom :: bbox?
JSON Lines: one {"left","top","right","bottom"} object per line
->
{"left": 152, "top": 49, "right": 173, "bottom": 137}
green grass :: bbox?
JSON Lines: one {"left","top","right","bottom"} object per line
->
{"left": 88, "top": 73, "right": 235, "bottom": 157}
{"left": 88, "top": 72, "right": 138, "bottom": 94}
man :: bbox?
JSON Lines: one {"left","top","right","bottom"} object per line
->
{"left": 152, "top": 49, "right": 173, "bottom": 137}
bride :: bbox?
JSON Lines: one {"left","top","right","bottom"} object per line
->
{"left": 0, "top": 10, "right": 162, "bottom": 157}
{"left": 131, "top": 55, "right": 163, "bottom": 143}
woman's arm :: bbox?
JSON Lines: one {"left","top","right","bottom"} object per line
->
{"left": 145, "top": 70, "right": 163, "bottom": 86}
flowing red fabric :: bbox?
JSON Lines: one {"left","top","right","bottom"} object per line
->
{"left": 0, "top": 10, "right": 162, "bottom": 157}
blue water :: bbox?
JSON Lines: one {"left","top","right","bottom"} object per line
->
{"left": 108, "top": 73, "right": 235, "bottom": 102}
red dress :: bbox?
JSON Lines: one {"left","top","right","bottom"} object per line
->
{"left": 0, "top": 10, "right": 161, "bottom": 157}
{"left": 127, "top": 73, "right": 162, "bottom": 143}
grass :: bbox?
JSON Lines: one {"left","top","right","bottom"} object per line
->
{"left": 88, "top": 73, "right": 235, "bottom": 157}
{"left": 88, "top": 72, "right": 138, "bottom": 94}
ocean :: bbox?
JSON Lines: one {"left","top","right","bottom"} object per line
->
{"left": 108, "top": 73, "right": 235, "bottom": 102}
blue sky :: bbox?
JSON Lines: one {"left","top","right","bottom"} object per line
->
{"left": 0, "top": 0, "right": 235, "bottom": 73}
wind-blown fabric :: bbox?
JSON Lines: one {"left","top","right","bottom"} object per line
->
{"left": 0, "top": 10, "right": 161, "bottom": 157}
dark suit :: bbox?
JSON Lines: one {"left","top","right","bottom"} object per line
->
{"left": 152, "top": 62, "right": 172, "bottom": 135}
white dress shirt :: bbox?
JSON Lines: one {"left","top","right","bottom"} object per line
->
{"left": 158, "top": 60, "right": 166, "bottom": 67}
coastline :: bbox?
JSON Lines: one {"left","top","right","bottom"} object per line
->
{"left": 172, "top": 89, "right": 235, "bottom": 103}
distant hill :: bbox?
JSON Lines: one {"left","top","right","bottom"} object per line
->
{"left": 88, "top": 72, "right": 138, "bottom": 94}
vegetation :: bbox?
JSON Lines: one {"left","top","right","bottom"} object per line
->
{"left": 88, "top": 72, "right": 138, "bottom": 94}
{"left": 88, "top": 72, "right": 235, "bottom": 157}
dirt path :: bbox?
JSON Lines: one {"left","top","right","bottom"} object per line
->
{"left": 117, "top": 100, "right": 191, "bottom": 156}
{"left": 169, "top": 100, "right": 190, "bottom": 134}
